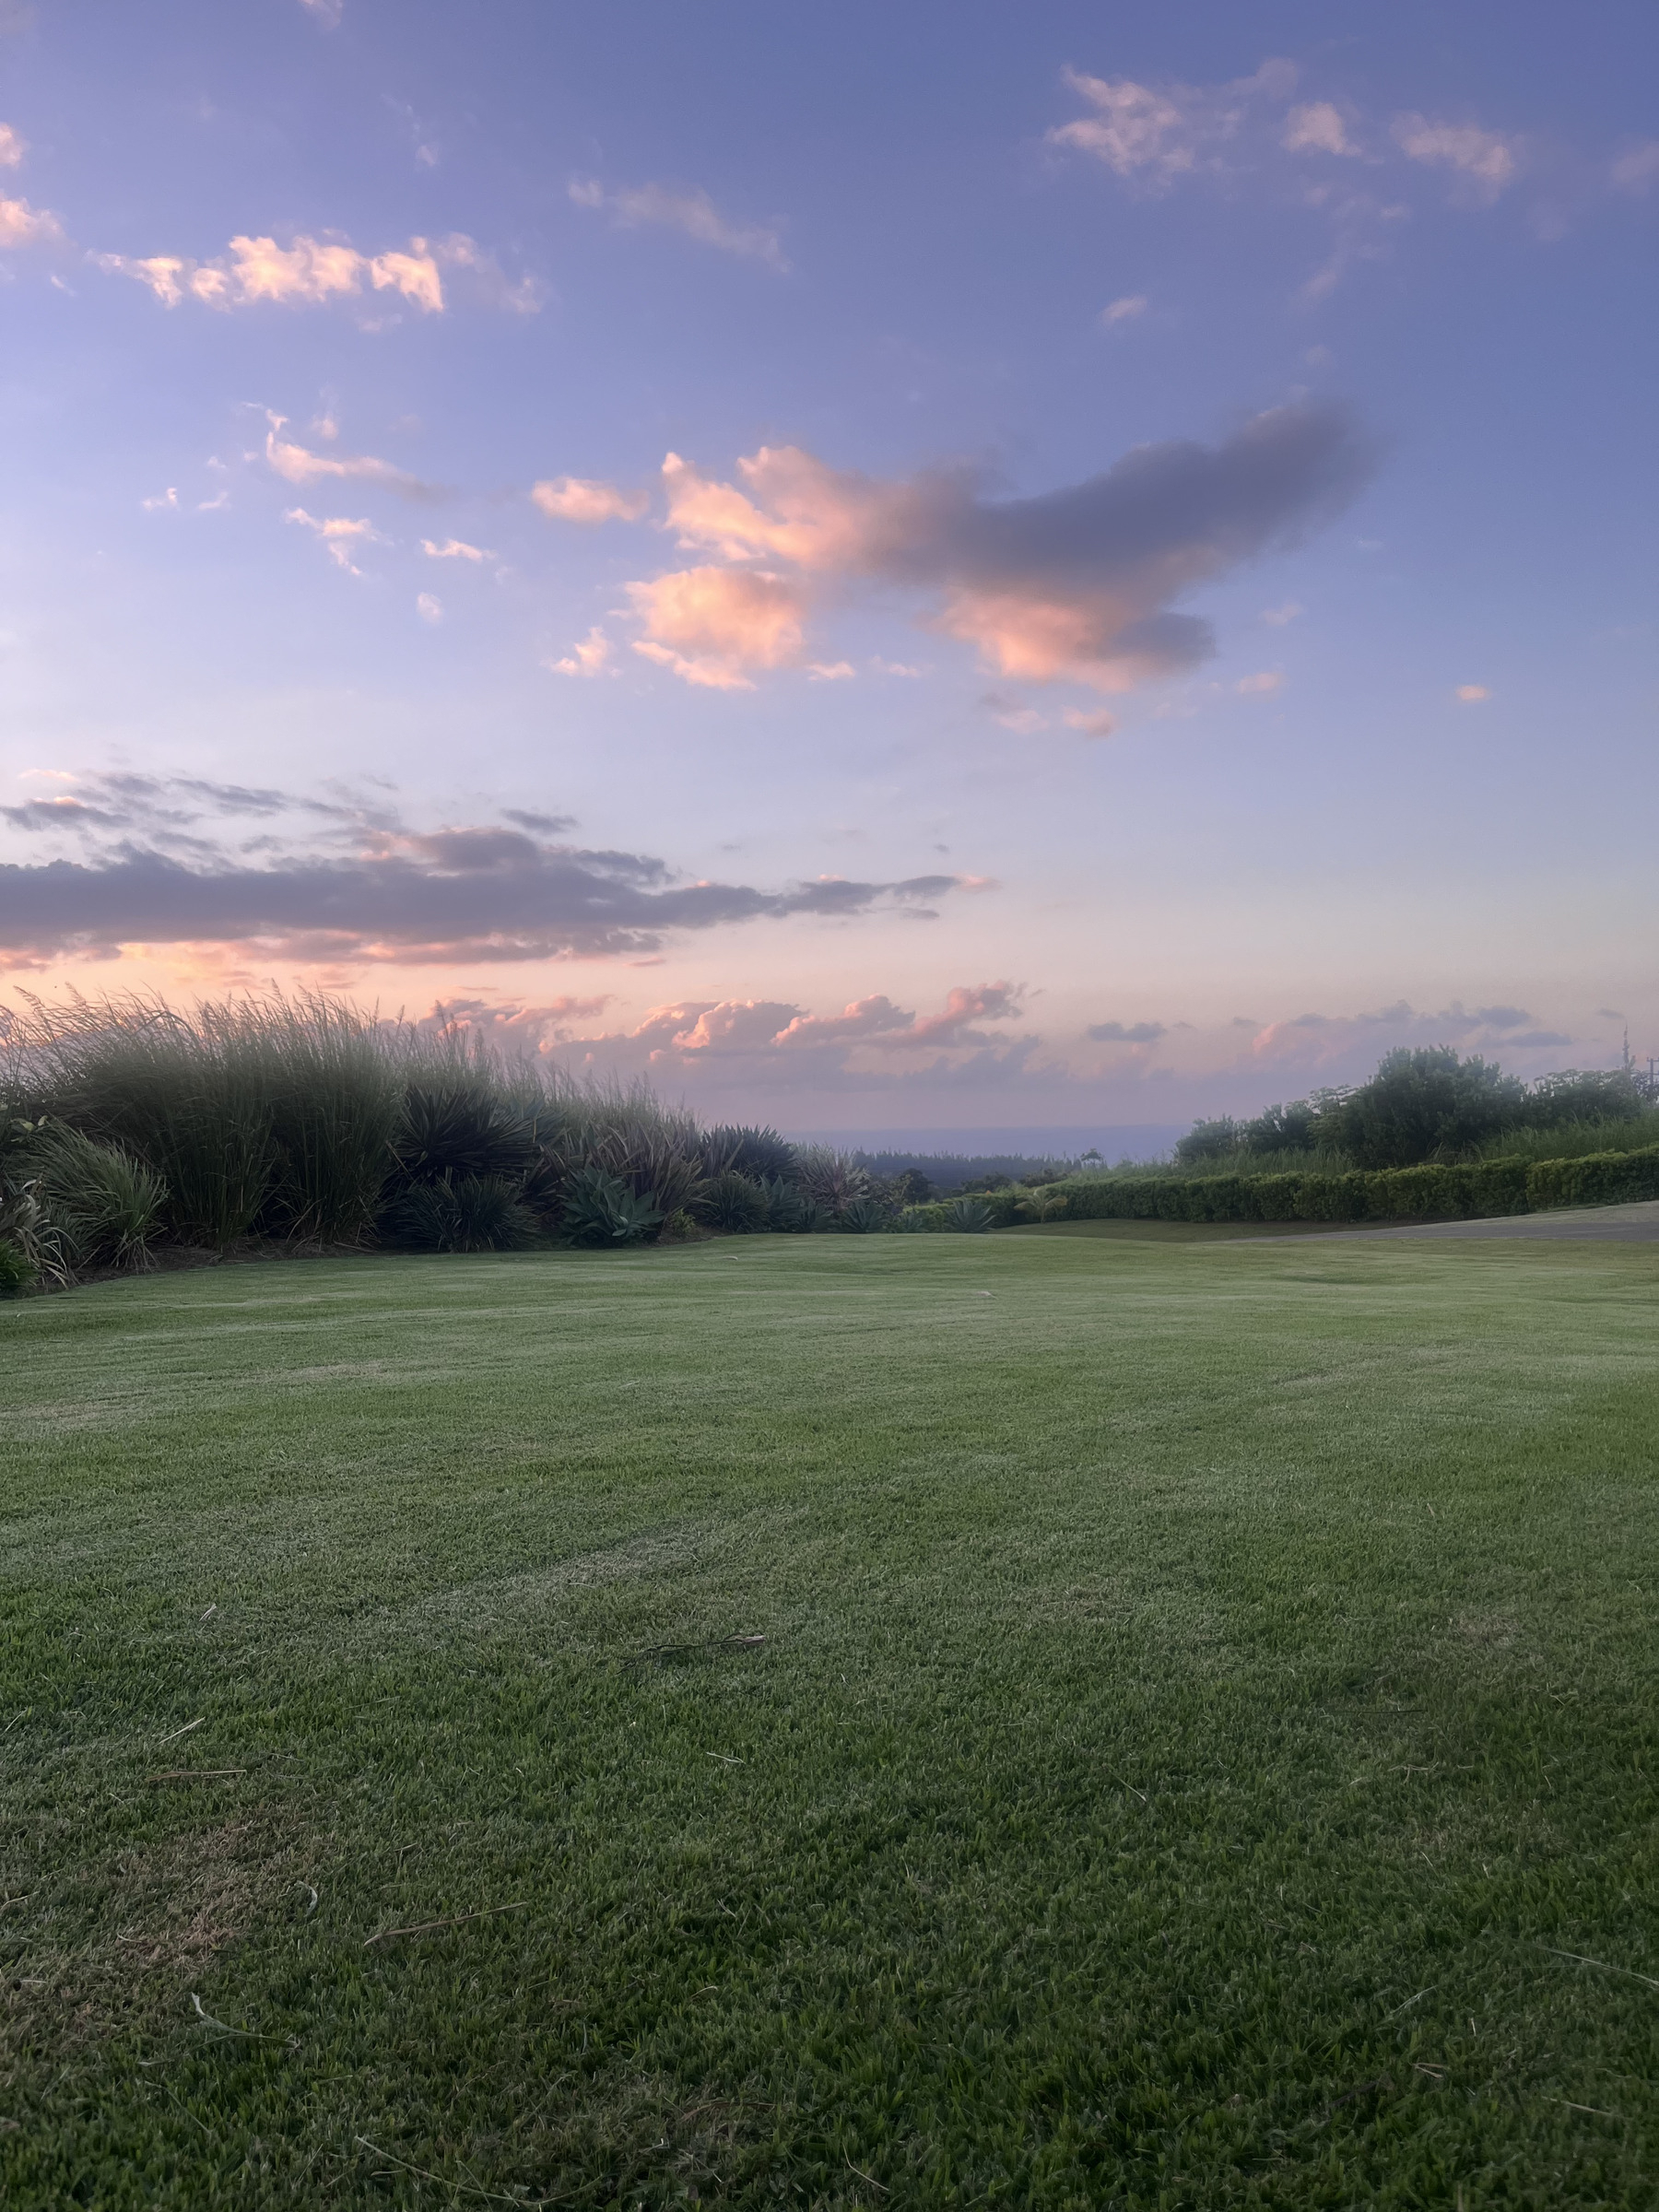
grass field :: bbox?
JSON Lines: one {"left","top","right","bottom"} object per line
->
{"left": 3, "top": 1232, "right": 1655, "bottom": 2207}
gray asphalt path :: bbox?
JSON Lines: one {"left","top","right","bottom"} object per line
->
{"left": 1292, "top": 1199, "right": 1659, "bottom": 1243}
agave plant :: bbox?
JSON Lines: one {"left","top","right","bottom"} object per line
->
{"left": 839, "top": 1194, "right": 891, "bottom": 1234}
{"left": 944, "top": 1195, "right": 994, "bottom": 1233}
{"left": 760, "top": 1177, "right": 816, "bottom": 1231}
{"left": 559, "top": 1166, "right": 663, "bottom": 1246}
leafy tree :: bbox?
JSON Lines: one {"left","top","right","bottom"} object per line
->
{"left": 1320, "top": 1047, "right": 1524, "bottom": 1168}
{"left": 1173, "top": 1118, "right": 1241, "bottom": 1166}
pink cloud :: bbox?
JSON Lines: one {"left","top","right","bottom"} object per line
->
{"left": 532, "top": 476, "right": 648, "bottom": 524}
{"left": 627, "top": 565, "right": 808, "bottom": 689}
{"left": 634, "top": 405, "right": 1369, "bottom": 694}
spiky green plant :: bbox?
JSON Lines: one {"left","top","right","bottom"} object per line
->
{"left": 839, "top": 1194, "right": 891, "bottom": 1234}
{"left": 6, "top": 993, "right": 276, "bottom": 1245}
{"left": 693, "top": 1169, "right": 770, "bottom": 1233}
{"left": 943, "top": 1195, "right": 994, "bottom": 1233}
{"left": 0, "top": 1234, "right": 30, "bottom": 1296}
{"left": 760, "top": 1177, "right": 817, "bottom": 1232}
{"left": 559, "top": 1166, "right": 663, "bottom": 1246}
{"left": 700, "top": 1124, "right": 795, "bottom": 1182}
{"left": 793, "top": 1145, "right": 869, "bottom": 1217}
{"left": 382, "top": 1174, "right": 537, "bottom": 1253}
{"left": 30, "top": 1123, "right": 168, "bottom": 1270}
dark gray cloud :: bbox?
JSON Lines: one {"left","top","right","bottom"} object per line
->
{"left": 0, "top": 807, "right": 960, "bottom": 966}
{"left": 1088, "top": 1019, "right": 1167, "bottom": 1044}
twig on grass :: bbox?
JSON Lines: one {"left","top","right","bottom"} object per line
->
{"left": 190, "top": 1992, "right": 295, "bottom": 2047}
{"left": 624, "top": 1633, "right": 767, "bottom": 1666}
{"left": 845, "top": 2154, "right": 888, "bottom": 2194}
{"left": 157, "top": 1717, "right": 204, "bottom": 1746}
{"left": 1540, "top": 1946, "right": 1659, "bottom": 1991}
{"left": 147, "top": 1769, "right": 245, "bottom": 1783}
{"left": 1384, "top": 1985, "right": 1435, "bottom": 2018}
{"left": 364, "top": 1902, "right": 527, "bottom": 1947}
{"left": 1111, "top": 1774, "right": 1148, "bottom": 1802}
{"left": 355, "top": 2135, "right": 566, "bottom": 2206}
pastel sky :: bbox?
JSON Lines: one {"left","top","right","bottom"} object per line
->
{"left": 2, "top": 0, "right": 1654, "bottom": 1137}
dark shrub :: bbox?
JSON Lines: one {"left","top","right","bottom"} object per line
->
{"left": 0, "top": 1235, "right": 31, "bottom": 1296}
{"left": 693, "top": 1169, "right": 770, "bottom": 1233}
{"left": 700, "top": 1124, "right": 796, "bottom": 1182}
{"left": 383, "top": 1175, "right": 536, "bottom": 1253}
{"left": 394, "top": 1082, "right": 537, "bottom": 1186}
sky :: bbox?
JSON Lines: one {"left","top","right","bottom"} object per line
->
{"left": 1, "top": 0, "right": 1654, "bottom": 1141}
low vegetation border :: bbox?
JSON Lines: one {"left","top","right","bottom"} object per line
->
{"left": 900, "top": 1146, "right": 1659, "bottom": 1231}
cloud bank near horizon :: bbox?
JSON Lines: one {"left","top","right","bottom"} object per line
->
{"left": 0, "top": 773, "right": 963, "bottom": 969}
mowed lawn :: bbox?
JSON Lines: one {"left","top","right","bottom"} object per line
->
{"left": 2, "top": 1232, "right": 1655, "bottom": 2209}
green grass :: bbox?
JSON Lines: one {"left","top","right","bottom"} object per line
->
{"left": 3, "top": 1233, "right": 1656, "bottom": 2208}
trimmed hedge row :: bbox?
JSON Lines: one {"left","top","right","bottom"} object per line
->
{"left": 895, "top": 1147, "right": 1659, "bottom": 1231}
{"left": 1008, "top": 1146, "right": 1659, "bottom": 1228}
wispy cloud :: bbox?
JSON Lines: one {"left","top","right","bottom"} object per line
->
{"left": 284, "top": 508, "right": 384, "bottom": 573}
{"left": 1611, "top": 142, "right": 1659, "bottom": 195}
{"left": 1048, "top": 60, "right": 1296, "bottom": 188}
{"left": 0, "top": 123, "right": 23, "bottom": 167}
{"left": 547, "top": 627, "right": 614, "bottom": 677}
{"left": 1283, "top": 102, "right": 1359, "bottom": 158}
{"left": 265, "top": 413, "right": 437, "bottom": 500}
{"left": 1100, "top": 293, "right": 1147, "bottom": 325}
{"left": 0, "top": 193, "right": 65, "bottom": 248}
{"left": 298, "top": 0, "right": 343, "bottom": 27}
{"left": 421, "top": 537, "right": 492, "bottom": 561}
{"left": 1391, "top": 113, "right": 1521, "bottom": 200}
{"left": 531, "top": 477, "right": 648, "bottom": 524}
{"left": 93, "top": 229, "right": 535, "bottom": 316}
{"left": 569, "top": 177, "right": 789, "bottom": 270}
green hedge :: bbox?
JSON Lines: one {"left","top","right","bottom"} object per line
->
{"left": 1000, "top": 1147, "right": 1659, "bottom": 1229}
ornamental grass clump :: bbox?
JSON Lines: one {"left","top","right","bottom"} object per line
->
{"left": 29, "top": 1123, "right": 168, "bottom": 1271}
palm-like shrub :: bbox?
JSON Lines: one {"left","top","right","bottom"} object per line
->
{"left": 793, "top": 1145, "right": 869, "bottom": 1218}
{"left": 559, "top": 1166, "right": 663, "bottom": 1246}
{"left": 693, "top": 1169, "right": 770, "bottom": 1233}
{"left": 383, "top": 1174, "right": 536, "bottom": 1253}
{"left": 394, "top": 1079, "right": 537, "bottom": 1187}
{"left": 700, "top": 1124, "right": 796, "bottom": 1182}
{"left": 31, "top": 1124, "right": 168, "bottom": 1270}
{"left": 944, "top": 1195, "right": 994, "bottom": 1232}
{"left": 0, "top": 1235, "right": 31, "bottom": 1296}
